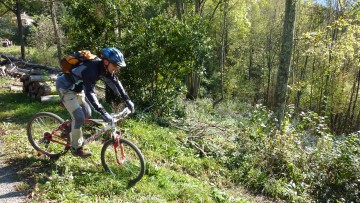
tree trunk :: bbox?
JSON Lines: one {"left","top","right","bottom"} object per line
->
{"left": 15, "top": 0, "right": 25, "bottom": 60}
{"left": 195, "top": 0, "right": 200, "bottom": 13}
{"left": 175, "top": 0, "right": 183, "bottom": 20}
{"left": 185, "top": 70, "right": 200, "bottom": 100}
{"left": 0, "top": 0, "right": 25, "bottom": 59}
{"left": 264, "top": 25, "right": 277, "bottom": 108}
{"left": 350, "top": 70, "right": 360, "bottom": 132}
{"left": 274, "top": 0, "right": 296, "bottom": 128}
{"left": 343, "top": 69, "right": 360, "bottom": 133}
{"left": 309, "top": 58, "right": 316, "bottom": 110}
{"left": 49, "top": 0, "right": 62, "bottom": 64}
{"left": 184, "top": 0, "right": 202, "bottom": 100}
{"left": 295, "top": 55, "right": 308, "bottom": 109}
{"left": 15, "top": 0, "right": 25, "bottom": 59}
{"left": 213, "top": 0, "right": 228, "bottom": 108}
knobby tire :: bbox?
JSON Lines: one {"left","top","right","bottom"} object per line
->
{"left": 27, "top": 112, "right": 68, "bottom": 158}
{"left": 101, "top": 138, "right": 145, "bottom": 184}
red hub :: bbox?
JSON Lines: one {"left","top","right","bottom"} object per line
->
{"left": 43, "top": 132, "right": 52, "bottom": 141}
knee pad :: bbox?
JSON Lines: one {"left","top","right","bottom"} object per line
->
{"left": 81, "top": 103, "right": 92, "bottom": 119}
{"left": 72, "top": 107, "right": 85, "bottom": 129}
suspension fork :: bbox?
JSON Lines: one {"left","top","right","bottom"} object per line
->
{"left": 113, "top": 132, "right": 125, "bottom": 165}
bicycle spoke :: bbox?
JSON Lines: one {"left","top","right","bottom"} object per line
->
{"left": 27, "top": 112, "right": 68, "bottom": 158}
{"left": 101, "top": 139, "right": 145, "bottom": 184}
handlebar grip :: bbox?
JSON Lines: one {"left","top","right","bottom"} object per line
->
{"left": 111, "top": 107, "right": 131, "bottom": 119}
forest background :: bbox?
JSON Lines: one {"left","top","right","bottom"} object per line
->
{"left": 0, "top": 0, "right": 359, "bottom": 202}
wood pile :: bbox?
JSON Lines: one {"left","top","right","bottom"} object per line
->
{"left": 1, "top": 54, "right": 61, "bottom": 102}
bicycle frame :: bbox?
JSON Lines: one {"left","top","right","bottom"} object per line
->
{"left": 46, "top": 108, "right": 131, "bottom": 150}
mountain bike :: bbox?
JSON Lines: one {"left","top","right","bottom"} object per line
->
{"left": 26, "top": 107, "right": 145, "bottom": 184}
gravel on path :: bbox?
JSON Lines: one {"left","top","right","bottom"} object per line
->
{"left": 0, "top": 144, "right": 27, "bottom": 203}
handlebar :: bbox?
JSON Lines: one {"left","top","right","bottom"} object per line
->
{"left": 111, "top": 107, "right": 131, "bottom": 123}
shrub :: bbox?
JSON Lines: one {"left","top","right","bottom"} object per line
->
{"left": 305, "top": 132, "right": 360, "bottom": 202}
{"left": 230, "top": 104, "right": 359, "bottom": 202}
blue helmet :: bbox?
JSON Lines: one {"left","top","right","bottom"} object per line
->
{"left": 101, "top": 47, "right": 126, "bottom": 67}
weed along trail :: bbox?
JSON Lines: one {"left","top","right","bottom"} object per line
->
{"left": 0, "top": 141, "right": 27, "bottom": 203}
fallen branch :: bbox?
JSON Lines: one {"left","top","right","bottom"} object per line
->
{"left": 0, "top": 54, "right": 60, "bottom": 74}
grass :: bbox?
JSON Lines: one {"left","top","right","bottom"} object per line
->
{"left": 0, "top": 77, "right": 252, "bottom": 202}
{"left": 0, "top": 46, "right": 22, "bottom": 58}
{"left": 1, "top": 45, "right": 59, "bottom": 67}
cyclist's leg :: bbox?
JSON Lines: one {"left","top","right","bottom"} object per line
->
{"left": 59, "top": 89, "right": 85, "bottom": 149}
{"left": 59, "top": 90, "right": 91, "bottom": 158}
{"left": 79, "top": 92, "right": 92, "bottom": 119}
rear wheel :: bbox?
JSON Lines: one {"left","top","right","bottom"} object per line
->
{"left": 27, "top": 112, "right": 69, "bottom": 158}
{"left": 101, "top": 138, "right": 145, "bottom": 184}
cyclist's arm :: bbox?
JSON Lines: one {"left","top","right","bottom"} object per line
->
{"left": 83, "top": 76, "right": 105, "bottom": 114}
{"left": 101, "top": 74, "right": 130, "bottom": 101}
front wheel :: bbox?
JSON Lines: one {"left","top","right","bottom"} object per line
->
{"left": 101, "top": 138, "right": 145, "bottom": 184}
{"left": 27, "top": 112, "right": 69, "bottom": 158}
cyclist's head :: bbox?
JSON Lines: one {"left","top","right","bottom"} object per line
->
{"left": 101, "top": 47, "right": 126, "bottom": 68}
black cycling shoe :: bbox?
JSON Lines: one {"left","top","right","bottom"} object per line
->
{"left": 71, "top": 147, "right": 92, "bottom": 158}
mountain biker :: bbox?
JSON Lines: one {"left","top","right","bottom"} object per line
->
{"left": 55, "top": 47, "right": 134, "bottom": 158}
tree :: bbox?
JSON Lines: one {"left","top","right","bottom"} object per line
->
{"left": 274, "top": 0, "right": 297, "bottom": 128}
{"left": 0, "top": 10, "right": 17, "bottom": 40}
{"left": 184, "top": 0, "right": 205, "bottom": 100}
{"left": 49, "top": 0, "right": 62, "bottom": 64}
{"left": 213, "top": 0, "right": 228, "bottom": 107}
{"left": 0, "top": 0, "right": 25, "bottom": 59}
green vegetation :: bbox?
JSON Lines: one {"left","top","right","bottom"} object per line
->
{"left": 0, "top": 46, "right": 22, "bottom": 58}
{"left": 0, "top": 77, "right": 250, "bottom": 203}
{"left": 1, "top": 0, "right": 359, "bottom": 202}
{"left": 0, "top": 77, "right": 358, "bottom": 202}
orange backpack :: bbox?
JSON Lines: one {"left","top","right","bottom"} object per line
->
{"left": 60, "top": 50, "right": 98, "bottom": 73}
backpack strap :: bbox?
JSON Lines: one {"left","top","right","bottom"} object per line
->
{"left": 64, "top": 73, "right": 76, "bottom": 83}
{"left": 64, "top": 68, "right": 82, "bottom": 84}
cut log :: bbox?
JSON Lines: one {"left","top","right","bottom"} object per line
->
{"left": 22, "top": 80, "right": 31, "bottom": 94}
{"left": 36, "top": 84, "right": 56, "bottom": 99}
{"left": 47, "top": 85, "right": 57, "bottom": 95}
{"left": 2, "top": 64, "right": 25, "bottom": 78}
{"left": 20, "top": 74, "right": 30, "bottom": 82}
{"left": 29, "top": 75, "right": 58, "bottom": 82}
{"left": 40, "top": 95, "right": 60, "bottom": 102}
{"left": 9, "top": 85, "right": 23, "bottom": 92}
{"left": 0, "top": 66, "right": 5, "bottom": 76}
{"left": 14, "top": 67, "right": 44, "bottom": 75}
{"left": 28, "top": 81, "right": 41, "bottom": 97}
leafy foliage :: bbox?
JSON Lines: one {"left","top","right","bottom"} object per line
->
{"left": 122, "top": 14, "right": 210, "bottom": 115}
{"left": 228, "top": 105, "right": 359, "bottom": 202}
{"left": 60, "top": 0, "right": 120, "bottom": 51}
{"left": 26, "top": 15, "right": 62, "bottom": 66}
{"left": 0, "top": 13, "right": 17, "bottom": 41}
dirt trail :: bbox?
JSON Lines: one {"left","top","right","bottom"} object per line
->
{"left": 0, "top": 141, "right": 27, "bottom": 203}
